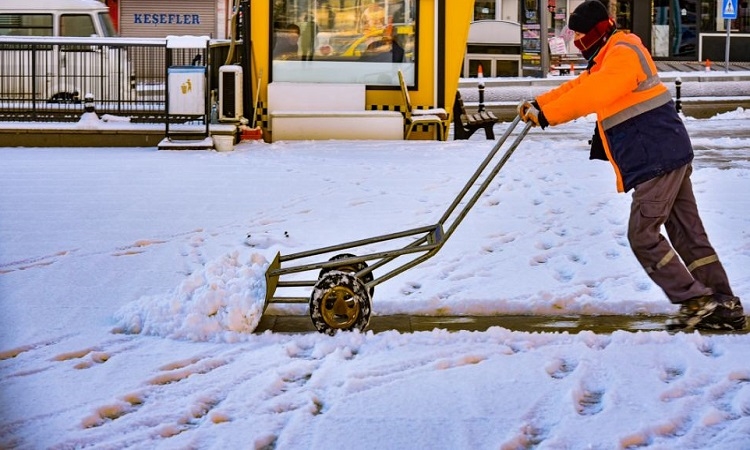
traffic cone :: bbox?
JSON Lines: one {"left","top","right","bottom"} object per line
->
{"left": 705, "top": 59, "right": 711, "bottom": 71}
{"left": 570, "top": 63, "right": 575, "bottom": 76}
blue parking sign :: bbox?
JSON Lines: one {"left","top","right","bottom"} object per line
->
{"left": 723, "top": 0, "right": 738, "bottom": 19}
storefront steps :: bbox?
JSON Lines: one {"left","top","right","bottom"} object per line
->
{"left": 0, "top": 122, "right": 237, "bottom": 148}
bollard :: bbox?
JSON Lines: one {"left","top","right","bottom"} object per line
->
{"left": 477, "top": 65, "right": 485, "bottom": 112}
{"left": 675, "top": 77, "right": 682, "bottom": 113}
{"left": 83, "top": 93, "right": 95, "bottom": 113}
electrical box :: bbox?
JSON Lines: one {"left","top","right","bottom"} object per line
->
{"left": 219, "top": 65, "right": 243, "bottom": 122}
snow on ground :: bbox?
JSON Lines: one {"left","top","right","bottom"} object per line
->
{"left": 2, "top": 109, "right": 750, "bottom": 448}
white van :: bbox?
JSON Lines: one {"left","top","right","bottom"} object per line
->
{"left": 0, "top": 0, "right": 117, "bottom": 38}
{"left": 0, "top": 0, "right": 130, "bottom": 102}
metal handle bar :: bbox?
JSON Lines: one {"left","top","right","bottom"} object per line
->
{"left": 438, "top": 115, "right": 533, "bottom": 242}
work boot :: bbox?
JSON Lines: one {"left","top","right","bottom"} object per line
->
{"left": 665, "top": 295, "right": 718, "bottom": 331}
{"left": 696, "top": 295, "right": 746, "bottom": 331}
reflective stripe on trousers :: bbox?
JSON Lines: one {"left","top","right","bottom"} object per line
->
{"left": 627, "top": 164, "right": 733, "bottom": 303}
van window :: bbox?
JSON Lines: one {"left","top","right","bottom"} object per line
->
{"left": 0, "top": 14, "right": 54, "bottom": 36}
{"left": 60, "top": 14, "right": 97, "bottom": 37}
{"left": 97, "top": 12, "right": 117, "bottom": 37}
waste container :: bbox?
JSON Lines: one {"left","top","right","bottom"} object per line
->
{"left": 168, "top": 66, "right": 206, "bottom": 115}
{"left": 159, "top": 35, "right": 212, "bottom": 149}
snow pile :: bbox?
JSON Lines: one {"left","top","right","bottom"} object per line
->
{"left": 113, "top": 251, "right": 268, "bottom": 342}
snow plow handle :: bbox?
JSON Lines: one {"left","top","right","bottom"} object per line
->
{"left": 438, "top": 115, "right": 533, "bottom": 242}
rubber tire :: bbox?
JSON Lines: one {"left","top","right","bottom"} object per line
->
{"left": 319, "top": 253, "right": 374, "bottom": 297}
{"left": 310, "top": 270, "right": 371, "bottom": 335}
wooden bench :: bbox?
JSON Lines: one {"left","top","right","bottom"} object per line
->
{"left": 397, "top": 70, "right": 448, "bottom": 140}
{"left": 452, "top": 91, "right": 498, "bottom": 140}
{"left": 267, "top": 82, "right": 403, "bottom": 142}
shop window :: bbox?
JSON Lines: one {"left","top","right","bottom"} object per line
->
{"left": 272, "top": 0, "right": 417, "bottom": 86}
{"left": 738, "top": 1, "right": 750, "bottom": 32}
{"left": 615, "top": 0, "right": 633, "bottom": 32}
{"left": 474, "top": 2, "right": 496, "bottom": 21}
{"left": 652, "top": 0, "right": 698, "bottom": 58}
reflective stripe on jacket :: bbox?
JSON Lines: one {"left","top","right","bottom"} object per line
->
{"left": 535, "top": 31, "right": 693, "bottom": 193}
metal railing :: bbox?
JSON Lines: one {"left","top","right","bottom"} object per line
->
{"left": 0, "top": 36, "right": 240, "bottom": 123}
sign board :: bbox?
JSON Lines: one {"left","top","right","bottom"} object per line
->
{"left": 723, "top": 0, "right": 738, "bottom": 19}
{"left": 521, "top": 1, "right": 543, "bottom": 77}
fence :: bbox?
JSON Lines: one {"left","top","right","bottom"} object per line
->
{"left": 0, "top": 36, "right": 241, "bottom": 123}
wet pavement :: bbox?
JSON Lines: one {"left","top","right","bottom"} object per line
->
{"left": 254, "top": 313, "right": 749, "bottom": 335}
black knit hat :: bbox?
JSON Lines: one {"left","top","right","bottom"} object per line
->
{"left": 568, "top": 1, "right": 610, "bottom": 34}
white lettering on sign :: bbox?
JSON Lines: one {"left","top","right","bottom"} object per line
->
{"left": 133, "top": 14, "right": 201, "bottom": 26}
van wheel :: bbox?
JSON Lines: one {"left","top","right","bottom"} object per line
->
{"left": 48, "top": 91, "right": 81, "bottom": 104}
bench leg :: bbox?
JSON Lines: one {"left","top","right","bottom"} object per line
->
{"left": 454, "top": 126, "right": 469, "bottom": 140}
{"left": 483, "top": 124, "right": 495, "bottom": 140}
{"left": 454, "top": 125, "right": 479, "bottom": 140}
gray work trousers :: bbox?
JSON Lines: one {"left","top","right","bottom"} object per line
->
{"left": 628, "top": 164, "right": 733, "bottom": 304}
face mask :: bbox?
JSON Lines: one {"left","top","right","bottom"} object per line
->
{"left": 573, "top": 18, "right": 615, "bottom": 60}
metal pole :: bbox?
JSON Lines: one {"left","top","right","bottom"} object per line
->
{"left": 477, "top": 66, "right": 485, "bottom": 112}
{"left": 725, "top": 18, "right": 730, "bottom": 73}
{"left": 240, "top": 0, "right": 253, "bottom": 118}
{"left": 540, "top": 2, "right": 549, "bottom": 78}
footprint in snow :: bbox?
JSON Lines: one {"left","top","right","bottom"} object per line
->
{"left": 660, "top": 364, "right": 686, "bottom": 384}
{"left": 545, "top": 357, "right": 578, "bottom": 379}
{"left": 401, "top": 281, "right": 422, "bottom": 295}
{"left": 573, "top": 384, "right": 605, "bottom": 416}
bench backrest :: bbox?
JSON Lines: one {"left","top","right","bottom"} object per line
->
{"left": 268, "top": 82, "right": 365, "bottom": 113}
{"left": 453, "top": 91, "right": 469, "bottom": 118}
{"left": 397, "top": 70, "right": 413, "bottom": 114}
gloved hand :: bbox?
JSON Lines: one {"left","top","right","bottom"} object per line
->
{"left": 517, "top": 100, "right": 549, "bottom": 129}
{"left": 516, "top": 100, "right": 533, "bottom": 119}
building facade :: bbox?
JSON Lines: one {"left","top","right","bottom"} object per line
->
{"left": 103, "top": 0, "right": 231, "bottom": 39}
{"left": 101, "top": 1, "right": 750, "bottom": 75}
{"left": 465, "top": 0, "right": 750, "bottom": 77}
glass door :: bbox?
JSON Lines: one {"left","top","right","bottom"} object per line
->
{"left": 653, "top": 0, "right": 698, "bottom": 58}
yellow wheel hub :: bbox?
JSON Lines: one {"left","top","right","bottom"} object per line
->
{"left": 320, "top": 285, "right": 360, "bottom": 329}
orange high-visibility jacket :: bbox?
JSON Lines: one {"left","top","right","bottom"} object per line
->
{"left": 536, "top": 31, "right": 693, "bottom": 193}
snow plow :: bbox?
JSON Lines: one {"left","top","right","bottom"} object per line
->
{"left": 263, "top": 116, "right": 533, "bottom": 334}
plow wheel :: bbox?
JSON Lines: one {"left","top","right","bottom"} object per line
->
{"left": 319, "top": 253, "right": 374, "bottom": 296}
{"left": 310, "top": 270, "right": 371, "bottom": 335}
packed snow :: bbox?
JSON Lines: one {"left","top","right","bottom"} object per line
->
{"left": 2, "top": 108, "right": 750, "bottom": 448}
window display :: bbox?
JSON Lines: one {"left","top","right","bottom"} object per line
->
{"left": 272, "top": 0, "right": 416, "bottom": 85}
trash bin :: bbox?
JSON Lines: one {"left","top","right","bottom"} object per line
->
{"left": 159, "top": 35, "right": 212, "bottom": 150}
{"left": 167, "top": 66, "right": 206, "bottom": 115}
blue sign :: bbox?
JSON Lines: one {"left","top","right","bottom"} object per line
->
{"left": 723, "top": 0, "right": 738, "bottom": 19}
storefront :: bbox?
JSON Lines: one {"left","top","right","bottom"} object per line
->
{"left": 254, "top": 0, "right": 471, "bottom": 109}
{"left": 633, "top": 0, "right": 750, "bottom": 61}
{"left": 561, "top": 1, "right": 750, "bottom": 62}
{"left": 464, "top": 0, "right": 750, "bottom": 78}
{"left": 116, "top": 0, "right": 221, "bottom": 38}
